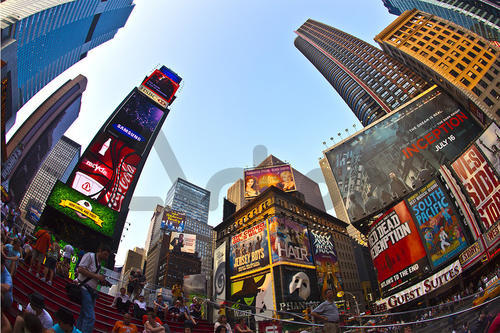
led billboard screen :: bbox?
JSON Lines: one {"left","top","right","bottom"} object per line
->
{"left": 161, "top": 208, "right": 186, "bottom": 232}
{"left": 71, "top": 133, "right": 141, "bottom": 212}
{"left": 106, "top": 89, "right": 164, "bottom": 154}
{"left": 368, "top": 201, "right": 429, "bottom": 296}
{"left": 230, "top": 270, "right": 274, "bottom": 320}
{"left": 229, "top": 221, "right": 270, "bottom": 276}
{"left": 46, "top": 181, "right": 118, "bottom": 237}
{"left": 324, "top": 88, "right": 482, "bottom": 223}
{"left": 244, "top": 164, "right": 296, "bottom": 198}
{"left": 169, "top": 232, "right": 196, "bottom": 254}
{"left": 141, "top": 69, "right": 179, "bottom": 106}
{"left": 451, "top": 144, "right": 500, "bottom": 231}
{"left": 268, "top": 216, "right": 314, "bottom": 267}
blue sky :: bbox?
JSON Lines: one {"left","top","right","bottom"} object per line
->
{"left": 11, "top": 0, "right": 397, "bottom": 265}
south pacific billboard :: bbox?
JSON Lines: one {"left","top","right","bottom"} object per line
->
{"left": 244, "top": 164, "right": 296, "bottom": 198}
{"left": 406, "top": 179, "right": 468, "bottom": 269}
{"left": 324, "top": 87, "right": 482, "bottom": 223}
{"left": 309, "top": 229, "right": 343, "bottom": 298}
{"left": 230, "top": 270, "right": 275, "bottom": 321}
{"left": 230, "top": 221, "right": 270, "bottom": 276}
{"left": 451, "top": 144, "right": 500, "bottom": 231}
{"left": 268, "top": 216, "right": 314, "bottom": 267}
{"left": 169, "top": 232, "right": 196, "bottom": 254}
{"left": 368, "top": 201, "right": 429, "bottom": 296}
{"left": 161, "top": 208, "right": 186, "bottom": 232}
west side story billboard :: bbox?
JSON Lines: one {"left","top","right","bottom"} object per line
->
{"left": 324, "top": 87, "right": 482, "bottom": 223}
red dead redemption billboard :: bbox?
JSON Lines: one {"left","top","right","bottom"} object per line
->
{"left": 324, "top": 87, "right": 482, "bottom": 223}
{"left": 368, "top": 201, "right": 430, "bottom": 296}
{"left": 451, "top": 144, "right": 500, "bottom": 231}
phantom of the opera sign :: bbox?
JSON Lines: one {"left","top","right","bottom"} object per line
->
{"left": 230, "top": 222, "right": 270, "bottom": 276}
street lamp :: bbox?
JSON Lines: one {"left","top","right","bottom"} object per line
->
{"left": 337, "top": 290, "right": 360, "bottom": 316}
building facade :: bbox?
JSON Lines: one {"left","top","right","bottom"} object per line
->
{"left": 295, "top": 19, "right": 432, "bottom": 126}
{"left": 19, "top": 135, "right": 80, "bottom": 222}
{"left": 382, "top": 0, "right": 500, "bottom": 42}
{"left": 0, "top": 0, "right": 135, "bottom": 132}
{"left": 2, "top": 75, "right": 87, "bottom": 205}
{"left": 375, "top": 9, "right": 500, "bottom": 124}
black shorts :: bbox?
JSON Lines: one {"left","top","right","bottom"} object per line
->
{"left": 44, "top": 257, "right": 57, "bottom": 270}
{"left": 127, "top": 284, "right": 135, "bottom": 293}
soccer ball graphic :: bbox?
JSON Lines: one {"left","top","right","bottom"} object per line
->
{"left": 75, "top": 200, "right": 92, "bottom": 219}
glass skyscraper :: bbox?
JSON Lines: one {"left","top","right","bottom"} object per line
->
{"left": 295, "top": 19, "right": 432, "bottom": 125}
{"left": 0, "top": 0, "right": 135, "bottom": 132}
{"left": 382, "top": 0, "right": 500, "bottom": 42}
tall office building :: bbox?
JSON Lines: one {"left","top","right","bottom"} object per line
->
{"left": 19, "top": 136, "right": 80, "bottom": 222}
{"left": 295, "top": 19, "right": 432, "bottom": 125}
{"left": 375, "top": 9, "right": 500, "bottom": 124}
{"left": 165, "top": 178, "right": 213, "bottom": 280}
{"left": 382, "top": 0, "right": 500, "bottom": 42}
{"left": 2, "top": 75, "right": 87, "bottom": 204}
{"left": 0, "top": 0, "right": 135, "bottom": 133}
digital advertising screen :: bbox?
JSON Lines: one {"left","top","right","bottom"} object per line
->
{"left": 451, "top": 144, "right": 500, "bottom": 231}
{"left": 161, "top": 208, "right": 186, "bottom": 232}
{"left": 169, "top": 232, "right": 196, "bottom": 254}
{"left": 268, "top": 216, "right": 314, "bottom": 267}
{"left": 230, "top": 270, "right": 274, "bottom": 321}
{"left": 70, "top": 133, "right": 141, "bottom": 212}
{"left": 324, "top": 87, "right": 482, "bottom": 223}
{"left": 213, "top": 242, "right": 226, "bottom": 303}
{"left": 368, "top": 201, "right": 429, "bottom": 296}
{"left": 273, "top": 265, "right": 321, "bottom": 314}
{"left": 106, "top": 89, "right": 165, "bottom": 154}
{"left": 140, "top": 69, "right": 179, "bottom": 107}
{"left": 309, "top": 229, "right": 343, "bottom": 298}
{"left": 406, "top": 179, "right": 468, "bottom": 269}
{"left": 244, "top": 164, "right": 296, "bottom": 198}
{"left": 229, "top": 221, "right": 270, "bottom": 276}
{"left": 46, "top": 181, "right": 118, "bottom": 238}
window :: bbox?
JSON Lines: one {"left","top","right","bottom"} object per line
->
{"left": 472, "top": 45, "right": 481, "bottom": 53}
{"left": 420, "top": 50, "right": 429, "bottom": 57}
{"left": 429, "top": 56, "right": 438, "bottom": 63}
{"left": 479, "top": 80, "right": 488, "bottom": 89}
{"left": 462, "top": 57, "right": 471, "bottom": 64}
{"left": 441, "top": 45, "right": 450, "bottom": 51}
{"left": 484, "top": 72, "right": 494, "bottom": 82}
{"left": 456, "top": 63, "right": 465, "bottom": 71}
{"left": 491, "top": 90, "right": 499, "bottom": 99}
{"left": 450, "top": 70, "right": 459, "bottom": 77}
{"left": 432, "top": 40, "right": 440, "bottom": 45}
{"left": 436, "top": 50, "right": 444, "bottom": 57}
{"left": 484, "top": 53, "right": 492, "bottom": 60}
{"left": 452, "top": 34, "right": 460, "bottom": 40}
{"left": 460, "top": 77, "right": 470, "bottom": 86}
{"left": 439, "top": 62, "right": 449, "bottom": 70}
{"left": 478, "top": 40, "right": 486, "bottom": 48}
{"left": 484, "top": 97, "right": 494, "bottom": 107}
{"left": 467, "top": 51, "right": 477, "bottom": 58}
{"left": 472, "top": 86, "right": 482, "bottom": 96}
{"left": 446, "top": 56, "right": 455, "bottom": 63}
{"left": 458, "top": 45, "right": 466, "bottom": 52}
{"left": 473, "top": 64, "right": 482, "bottom": 72}
{"left": 443, "top": 30, "right": 451, "bottom": 36}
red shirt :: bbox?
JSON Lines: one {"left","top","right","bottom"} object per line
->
{"left": 33, "top": 230, "right": 51, "bottom": 254}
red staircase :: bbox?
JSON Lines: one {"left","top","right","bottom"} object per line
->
{"left": 12, "top": 264, "right": 213, "bottom": 332}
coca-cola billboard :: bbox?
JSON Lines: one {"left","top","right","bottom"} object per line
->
{"left": 70, "top": 133, "right": 141, "bottom": 212}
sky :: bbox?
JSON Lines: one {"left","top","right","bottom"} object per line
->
{"left": 10, "top": 0, "right": 397, "bottom": 265}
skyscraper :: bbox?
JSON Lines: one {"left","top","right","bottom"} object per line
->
{"left": 295, "top": 19, "right": 432, "bottom": 125}
{"left": 19, "top": 136, "right": 80, "bottom": 225}
{"left": 0, "top": 0, "right": 135, "bottom": 133}
{"left": 375, "top": 9, "right": 500, "bottom": 124}
{"left": 165, "top": 178, "right": 213, "bottom": 280}
{"left": 382, "top": 0, "right": 500, "bottom": 42}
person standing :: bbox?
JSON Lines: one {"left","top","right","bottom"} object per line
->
{"left": 75, "top": 245, "right": 110, "bottom": 333}
{"left": 29, "top": 228, "right": 51, "bottom": 277}
{"left": 311, "top": 288, "right": 340, "bottom": 333}
{"left": 61, "top": 243, "right": 74, "bottom": 278}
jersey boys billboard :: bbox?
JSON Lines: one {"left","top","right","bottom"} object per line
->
{"left": 368, "top": 201, "right": 429, "bottom": 295}
{"left": 325, "top": 87, "right": 482, "bottom": 223}
{"left": 230, "top": 221, "right": 270, "bottom": 276}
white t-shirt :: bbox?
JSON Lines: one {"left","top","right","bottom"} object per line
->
{"left": 113, "top": 293, "right": 130, "bottom": 306}
{"left": 26, "top": 304, "right": 53, "bottom": 329}
{"left": 134, "top": 299, "right": 147, "bottom": 310}
{"left": 76, "top": 252, "right": 99, "bottom": 289}
{"left": 214, "top": 322, "right": 232, "bottom": 333}
{"left": 63, "top": 244, "right": 74, "bottom": 259}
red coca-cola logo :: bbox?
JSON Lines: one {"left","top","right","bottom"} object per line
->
{"left": 102, "top": 161, "right": 137, "bottom": 211}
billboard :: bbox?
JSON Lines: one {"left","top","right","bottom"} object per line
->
{"left": 106, "top": 89, "right": 165, "bottom": 154}
{"left": 244, "top": 164, "right": 296, "bottom": 198}
{"left": 139, "top": 69, "right": 180, "bottom": 108}
{"left": 268, "top": 216, "right": 314, "bottom": 266}
{"left": 451, "top": 144, "right": 500, "bottom": 231}
{"left": 161, "top": 208, "right": 186, "bottom": 232}
{"left": 309, "top": 230, "right": 343, "bottom": 298}
{"left": 213, "top": 242, "right": 226, "bottom": 303}
{"left": 476, "top": 122, "right": 500, "bottom": 174}
{"left": 230, "top": 270, "right": 274, "bottom": 320}
{"left": 70, "top": 133, "right": 141, "bottom": 212}
{"left": 230, "top": 221, "right": 270, "bottom": 276}
{"left": 368, "top": 201, "right": 429, "bottom": 296}
{"left": 273, "top": 265, "right": 321, "bottom": 313}
{"left": 406, "top": 179, "right": 468, "bottom": 268}
{"left": 169, "top": 232, "right": 196, "bottom": 254}
{"left": 324, "top": 88, "right": 482, "bottom": 223}
{"left": 46, "top": 181, "right": 118, "bottom": 237}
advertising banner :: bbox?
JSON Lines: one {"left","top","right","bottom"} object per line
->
{"left": 230, "top": 221, "right": 270, "bottom": 276}
{"left": 451, "top": 144, "right": 500, "bottom": 231}
{"left": 213, "top": 242, "right": 226, "bottom": 304}
{"left": 184, "top": 274, "right": 207, "bottom": 297}
{"left": 244, "top": 164, "right": 296, "bottom": 198}
{"left": 169, "top": 232, "right": 196, "bottom": 254}
{"left": 484, "top": 221, "right": 500, "bottom": 248}
{"left": 476, "top": 122, "right": 500, "bottom": 174}
{"left": 106, "top": 89, "right": 164, "bottom": 154}
{"left": 325, "top": 88, "right": 482, "bottom": 223}
{"left": 375, "top": 260, "right": 462, "bottom": 312}
{"left": 459, "top": 241, "right": 483, "bottom": 269}
{"left": 268, "top": 216, "right": 314, "bottom": 267}
{"left": 140, "top": 69, "right": 180, "bottom": 108}
{"left": 273, "top": 265, "right": 321, "bottom": 313}
{"left": 71, "top": 133, "right": 141, "bottom": 212}
{"left": 230, "top": 270, "right": 274, "bottom": 320}
{"left": 46, "top": 181, "right": 118, "bottom": 237}
{"left": 406, "top": 179, "right": 468, "bottom": 268}
{"left": 309, "top": 229, "right": 343, "bottom": 298}
{"left": 161, "top": 208, "right": 186, "bottom": 232}
{"left": 368, "top": 201, "right": 429, "bottom": 296}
